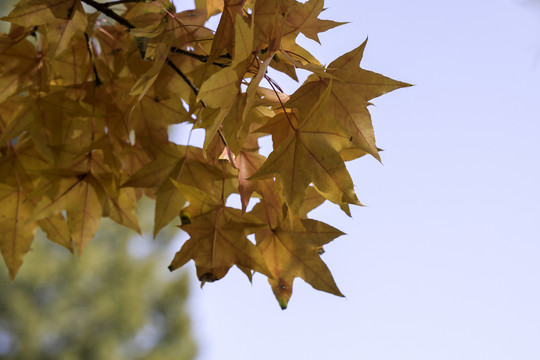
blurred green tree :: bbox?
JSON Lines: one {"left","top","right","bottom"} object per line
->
{"left": 0, "top": 1, "right": 15, "bottom": 33}
{"left": 0, "top": 197, "right": 197, "bottom": 360}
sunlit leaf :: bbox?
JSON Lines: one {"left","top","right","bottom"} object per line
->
{"left": 0, "top": 0, "right": 409, "bottom": 308}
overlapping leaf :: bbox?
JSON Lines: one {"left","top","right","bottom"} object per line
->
{"left": 0, "top": 0, "right": 409, "bottom": 308}
{"left": 168, "top": 182, "right": 271, "bottom": 282}
{"left": 251, "top": 81, "right": 361, "bottom": 214}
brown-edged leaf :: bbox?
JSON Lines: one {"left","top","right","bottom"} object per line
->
{"left": 256, "top": 217, "right": 344, "bottom": 309}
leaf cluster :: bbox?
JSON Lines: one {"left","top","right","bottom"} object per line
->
{"left": 0, "top": 0, "right": 409, "bottom": 308}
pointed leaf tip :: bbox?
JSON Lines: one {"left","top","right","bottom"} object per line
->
{"left": 199, "top": 273, "right": 218, "bottom": 282}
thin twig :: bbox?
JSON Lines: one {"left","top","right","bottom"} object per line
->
{"left": 265, "top": 74, "right": 294, "bottom": 129}
{"left": 283, "top": 49, "right": 312, "bottom": 65}
{"left": 83, "top": 0, "right": 202, "bottom": 100}
{"left": 217, "top": 128, "right": 228, "bottom": 146}
{"left": 82, "top": 0, "right": 234, "bottom": 151}
{"left": 166, "top": 57, "right": 230, "bottom": 148}
{"left": 166, "top": 58, "right": 231, "bottom": 149}
{"left": 170, "top": 47, "right": 230, "bottom": 68}
{"left": 165, "top": 58, "right": 200, "bottom": 96}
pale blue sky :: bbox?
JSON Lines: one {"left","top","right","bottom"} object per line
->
{"left": 170, "top": 1, "right": 540, "bottom": 359}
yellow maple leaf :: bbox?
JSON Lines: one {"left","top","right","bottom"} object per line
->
{"left": 30, "top": 175, "right": 103, "bottom": 255}
{"left": 1, "top": 0, "right": 75, "bottom": 26}
{"left": 284, "top": 0, "right": 346, "bottom": 43}
{"left": 288, "top": 39, "right": 412, "bottom": 160}
{"left": 0, "top": 0, "right": 410, "bottom": 308}
{"left": 0, "top": 38, "right": 42, "bottom": 103}
{"left": 168, "top": 182, "right": 271, "bottom": 282}
{"left": 0, "top": 183, "right": 37, "bottom": 280}
{"left": 256, "top": 217, "right": 344, "bottom": 309}
{"left": 46, "top": 0, "right": 88, "bottom": 58}
{"left": 250, "top": 82, "right": 360, "bottom": 214}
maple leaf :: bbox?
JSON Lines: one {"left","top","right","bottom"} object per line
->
{"left": 0, "top": 0, "right": 410, "bottom": 308}
{"left": 255, "top": 217, "right": 344, "bottom": 309}
{"left": 196, "top": 67, "right": 239, "bottom": 148}
{"left": 130, "top": 29, "right": 174, "bottom": 100}
{"left": 168, "top": 183, "right": 271, "bottom": 282}
{"left": 207, "top": 0, "right": 245, "bottom": 64}
{"left": 127, "top": 92, "right": 192, "bottom": 151}
{"left": 45, "top": 0, "right": 88, "bottom": 59}
{"left": 169, "top": 213, "right": 270, "bottom": 282}
{"left": 250, "top": 82, "right": 361, "bottom": 214}
{"left": 36, "top": 214, "right": 73, "bottom": 252}
{"left": 98, "top": 175, "right": 141, "bottom": 234}
{"left": 0, "top": 183, "right": 38, "bottom": 280}
{"left": 286, "top": 39, "right": 411, "bottom": 160}
{"left": 1, "top": 0, "right": 75, "bottom": 26}
{"left": 122, "top": 145, "right": 186, "bottom": 189}
{"left": 0, "top": 38, "right": 43, "bottom": 104}
{"left": 252, "top": 0, "right": 289, "bottom": 50}
{"left": 235, "top": 145, "right": 265, "bottom": 212}
{"left": 123, "top": 144, "right": 228, "bottom": 236}
{"left": 30, "top": 174, "right": 103, "bottom": 255}
{"left": 195, "top": 0, "right": 223, "bottom": 17}
{"left": 153, "top": 177, "right": 187, "bottom": 237}
{"left": 284, "top": 0, "right": 346, "bottom": 43}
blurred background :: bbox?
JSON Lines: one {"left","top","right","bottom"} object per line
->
{"left": 2, "top": 1, "right": 540, "bottom": 360}
{"left": 1, "top": 2, "right": 198, "bottom": 359}
{"left": 0, "top": 197, "right": 197, "bottom": 360}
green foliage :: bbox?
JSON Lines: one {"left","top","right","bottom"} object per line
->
{"left": 0, "top": 1, "right": 15, "bottom": 33}
{"left": 0, "top": 198, "right": 197, "bottom": 360}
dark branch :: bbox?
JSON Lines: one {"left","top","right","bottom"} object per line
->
{"left": 103, "top": 0, "right": 147, "bottom": 7}
{"left": 82, "top": 0, "right": 209, "bottom": 107}
{"left": 170, "top": 47, "right": 208, "bottom": 62}
{"left": 81, "top": 0, "right": 135, "bottom": 29}
{"left": 166, "top": 58, "right": 228, "bottom": 146}
{"left": 166, "top": 58, "right": 200, "bottom": 96}
{"left": 84, "top": 32, "right": 102, "bottom": 86}
{"left": 170, "top": 47, "right": 231, "bottom": 68}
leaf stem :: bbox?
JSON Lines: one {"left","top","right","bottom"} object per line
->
{"left": 265, "top": 75, "right": 294, "bottom": 129}
{"left": 283, "top": 49, "right": 312, "bottom": 65}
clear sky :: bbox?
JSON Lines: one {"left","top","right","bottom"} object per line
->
{"left": 168, "top": 1, "right": 540, "bottom": 360}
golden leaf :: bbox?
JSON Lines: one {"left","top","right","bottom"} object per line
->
{"left": 256, "top": 217, "right": 344, "bottom": 309}
{"left": 0, "top": 184, "right": 37, "bottom": 280}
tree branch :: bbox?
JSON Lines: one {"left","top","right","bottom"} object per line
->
{"left": 81, "top": 0, "right": 135, "bottom": 29}
{"left": 165, "top": 58, "right": 200, "bottom": 96}
{"left": 81, "top": 0, "right": 216, "bottom": 111}
{"left": 103, "top": 0, "right": 147, "bottom": 7}
{"left": 84, "top": 33, "right": 102, "bottom": 87}
{"left": 166, "top": 60, "right": 231, "bottom": 150}
{"left": 170, "top": 47, "right": 208, "bottom": 63}
{"left": 170, "top": 47, "right": 231, "bottom": 68}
